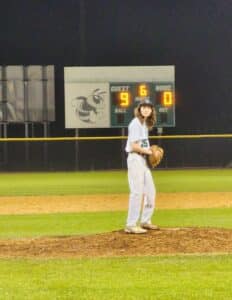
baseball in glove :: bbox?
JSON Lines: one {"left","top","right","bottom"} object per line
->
{"left": 148, "top": 145, "right": 164, "bottom": 168}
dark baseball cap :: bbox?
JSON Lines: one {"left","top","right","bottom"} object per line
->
{"left": 138, "top": 99, "right": 154, "bottom": 107}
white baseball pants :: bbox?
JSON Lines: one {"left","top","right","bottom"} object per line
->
{"left": 126, "top": 153, "right": 156, "bottom": 227}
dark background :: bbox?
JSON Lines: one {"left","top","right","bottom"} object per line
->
{"left": 0, "top": 0, "right": 231, "bottom": 170}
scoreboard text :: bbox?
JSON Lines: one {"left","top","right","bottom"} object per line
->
{"left": 110, "top": 82, "right": 175, "bottom": 127}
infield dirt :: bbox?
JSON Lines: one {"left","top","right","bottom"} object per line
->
{"left": 0, "top": 192, "right": 231, "bottom": 258}
{"left": 0, "top": 192, "right": 231, "bottom": 215}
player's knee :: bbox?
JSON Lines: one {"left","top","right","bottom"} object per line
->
{"left": 130, "top": 192, "right": 143, "bottom": 201}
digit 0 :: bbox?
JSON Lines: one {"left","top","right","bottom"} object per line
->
{"left": 163, "top": 91, "right": 173, "bottom": 106}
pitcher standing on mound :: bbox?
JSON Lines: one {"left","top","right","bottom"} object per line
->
{"left": 125, "top": 99, "right": 159, "bottom": 234}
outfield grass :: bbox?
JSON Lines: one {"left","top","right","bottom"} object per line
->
{"left": 0, "top": 169, "right": 231, "bottom": 196}
{"left": 0, "top": 255, "right": 231, "bottom": 300}
{"left": 0, "top": 208, "right": 231, "bottom": 238}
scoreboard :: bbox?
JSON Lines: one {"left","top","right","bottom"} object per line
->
{"left": 110, "top": 82, "right": 175, "bottom": 127}
{"left": 64, "top": 66, "right": 175, "bottom": 129}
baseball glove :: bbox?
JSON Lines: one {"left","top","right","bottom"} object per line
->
{"left": 148, "top": 145, "right": 164, "bottom": 168}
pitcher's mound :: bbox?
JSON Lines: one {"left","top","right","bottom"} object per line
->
{"left": 1, "top": 227, "right": 231, "bottom": 258}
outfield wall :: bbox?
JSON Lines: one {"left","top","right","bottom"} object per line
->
{"left": 0, "top": 136, "right": 231, "bottom": 171}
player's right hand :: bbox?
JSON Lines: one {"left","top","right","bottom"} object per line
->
{"left": 142, "top": 148, "right": 152, "bottom": 155}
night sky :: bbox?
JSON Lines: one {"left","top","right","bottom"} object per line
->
{"left": 0, "top": 0, "right": 231, "bottom": 134}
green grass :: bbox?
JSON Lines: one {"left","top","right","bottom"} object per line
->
{"left": 0, "top": 255, "right": 231, "bottom": 300}
{"left": 0, "top": 169, "right": 231, "bottom": 196}
{"left": 0, "top": 208, "right": 231, "bottom": 239}
{"left": 0, "top": 169, "right": 231, "bottom": 299}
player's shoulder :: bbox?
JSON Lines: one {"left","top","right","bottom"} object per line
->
{"left": 129, "top": 117, "right": 141, "bottom": 128}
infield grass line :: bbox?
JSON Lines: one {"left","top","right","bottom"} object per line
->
{"left": 0, "top": 208, "right": 231, "bottom": 238}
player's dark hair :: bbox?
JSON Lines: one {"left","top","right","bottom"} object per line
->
{"left": 134, "top": 105, "right": 156, "bottom": 130}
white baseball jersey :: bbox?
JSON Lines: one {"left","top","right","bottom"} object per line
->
{"left": 125, "top": 117, "right": 156, "bottom": 227}
{"left": 125, "top": 117, "right": 150, "bottom": 153}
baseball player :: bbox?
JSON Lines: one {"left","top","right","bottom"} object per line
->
{"left": 125, "top": 99, "right": 159, "bottom": 234}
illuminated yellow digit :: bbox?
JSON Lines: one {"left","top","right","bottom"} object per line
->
{"left": 163, "top": 91, "right": 173, "bottom": 106}
{"left": 119, "top": 92, "right": 129, "bottom": 107}
{"left": 139, "top": 84, "right": 148, "bottom": 97}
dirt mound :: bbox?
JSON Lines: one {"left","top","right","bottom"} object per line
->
{"left": 0, "top": 228, "right": 231, "bottom": 258}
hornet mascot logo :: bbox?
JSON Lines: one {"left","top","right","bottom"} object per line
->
{"left": 72, "top": 88, "right": 106, "bottom": 123}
